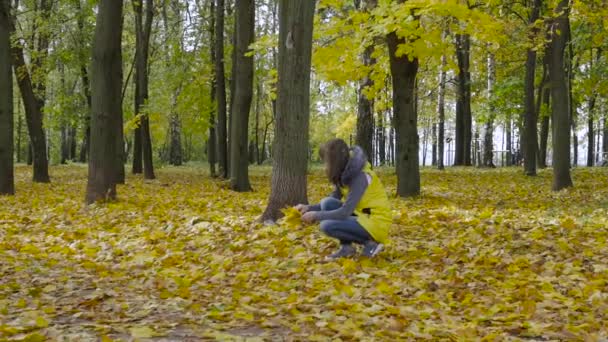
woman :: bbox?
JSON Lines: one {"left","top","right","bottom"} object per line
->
{"left": 296, "top": 139, "right": 392, "bottom": 260}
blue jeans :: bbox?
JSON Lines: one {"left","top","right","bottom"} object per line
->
{"left": 318, "top": 197, "right": 372, "bottom": 245}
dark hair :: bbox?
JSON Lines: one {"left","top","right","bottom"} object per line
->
{"left": 320, "top": 138, "right": 350, "bottom": 186}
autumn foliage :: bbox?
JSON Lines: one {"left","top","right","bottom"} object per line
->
{"left": 1, "top": 165, "right": 607, "bottom": 340}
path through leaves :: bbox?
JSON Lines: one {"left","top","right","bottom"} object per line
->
{"left": 1, "top": 165, "right": 608, "bottom": 340}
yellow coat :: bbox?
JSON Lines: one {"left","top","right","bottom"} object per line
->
{"left": 341, "top": 163, "right": 392, "bottom": 243}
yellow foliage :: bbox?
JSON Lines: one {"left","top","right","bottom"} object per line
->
{"left": 1, "top": 166, "right": 608, "bottom": 339}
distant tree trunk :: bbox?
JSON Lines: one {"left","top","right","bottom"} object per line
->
{"left": 550, "top": 0, "right": 573, "bottom": 190}
{"left": 16, "top": 106, "right": 22, "bottom": 163}
{"left": 229, "top": 0, "right": 254, "bottom": 191}
{"left": 69, "top": 125, "right": 77, "bottom": 160}
{"left": 215, "top": 0, "right": 229, "bottom": 179}
{"left": 588, "top": 100, "right": 595, "bottom": 167}
{"left": 484, "top": 53, "right": 496, "bottom": 167}
{"left": 132, "top": 0, "right": 155, "bottom": 179}
{"left": 596, "top": 116, "right": 601, "bottom": 164}
{"left": 569, "top": 66, "right": 577, "bottom": 168}
{"left": 86, "top": 0, "right": 124, "bottom": 204}
{"left": 387, "top": 24, "right": 420, "bottom": 197}
{"left": 354, "top": 0, "right": 377, "bottom": 160}
{"left": 523, "top": 0, "right": 541, "bottom": 175}
{"left": 356, "top": 44, "right": 375, "bottom": 160}
{"left": 506, "top": 117, "right": 512, "bottom": 166}
{"left": 169, "top": 113, "right": 182, "bottom": 166}
{"left": 437, "top": 53, "right": 446, "bottom": 170}
{"left": 206, "top": 0, "right": 217, "bottom": 176}
{"left": 431, "top": 123, "right": 437, "bottom": 166}
{"left": 9, "top": 0, "right": 51, "bottom": 183}
{"left": 455, "top": 33, "right": 472, "bottom": 166}
{"left": 227, "top": 2, "right": 236, "bottom": 174}
{"left": 586, "top": 48, "right": 600, "bottom": 167}
{"left": 539, "top": 87, "right": 551, "bottom": 168}
{"left": 604, "top": 110, "right": 608, "bottom": 162}
{"left": 132, "top": 128, "right": 143, "bottom": 173}
{"left": 77, "top": 0, "right": 92, "bottom": 163}
{"left": 261, "top": 0, "right": 315, "bottom": 222}
{"left": 254, "top": 80, "right": 261, "bottom": 165}
{"left": 378, "top": 111, "right": 386, "bottom": 165}
{"left": 0, "top": 0, "right": 14, "bottom": 195}
{"left": 61, "top": 125, "right": 68, "bottom": 164}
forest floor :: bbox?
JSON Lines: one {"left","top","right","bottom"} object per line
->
{"left": 1, "top": 164, "right": 608, "bottom": 341}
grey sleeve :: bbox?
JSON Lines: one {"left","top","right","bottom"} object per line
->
{"left": 313, "top": 173, "right": 369, "bottom": 221}
{"left": 308, "top": 185, "right": 343, "bottom": 211}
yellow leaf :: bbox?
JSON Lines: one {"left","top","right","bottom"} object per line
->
{"left": 130, "top": 326, "right": 158, "bottom": 338}
{"left": 281, "top": 207, "right": 302, "bottom": 228}
{"left": 35, "top": 316, "right": 49, "bottom": 328}
{"left": 22, "top": 333, "right": 46, "bottom": 342}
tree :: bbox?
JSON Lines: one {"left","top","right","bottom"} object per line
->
{"left": 261, "top": 0, "right": 315, "bottom": 222}
{"left": 132, "top": 0, "right": 155, "bottom": 180}
{"left": 483, "top": 52, "right": 496, "bottom": 168}
{"left": 387, "top": 1, "right": 420, "bottom": 197}
{"left": 437, "top": 51, "right": 446, "bottom": 170}
{"left": 215, "top": 0, "right": 229, "bottom": 179}
{"left": 354, "top": 0, "right": 377, "bottom": 160}
{"left": 586, "top": 48, "right": 601, "bottom": 167}
{"left": 9, "top": 0, "right": 51, "bottom": 183}
{"left": 550, "top": 0, "right": 573, "bottom": 191}
{"left": 454, "top": 33, "right": 472, "bottom": 166}
{"left": 208, "top": 0, "right": 218, "bottom": 177}
{"left": 76, "top": 0, "right": 93, "bottom": 163}
{"left": 0, "top": 0, "right": 13, "bottom": 195}
{"left": 229, "top": 0, "right": 254, "bottom": 191}
{"left": 523, "top": 0, "right": 542, "bottom": 176}
{"left": 85, "top": 0, "right": 124, "bottom": 204}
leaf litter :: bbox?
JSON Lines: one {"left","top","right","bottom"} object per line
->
{"left": 1, "top": 165, "right": 608, "bottom": 340}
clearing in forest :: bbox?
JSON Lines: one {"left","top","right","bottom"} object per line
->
{"left": 1, "top": 165, "right": 607, "bottom": 340}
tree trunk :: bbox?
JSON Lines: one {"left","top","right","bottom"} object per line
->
{"left": 437, "top": 53, "right": 446, "bottom": 170}
{"left": 0, "top": 0, "right": 14, "bottom": 195}
{"left": 506, "top": 117, "right": 512, "bottom": 166}
{"left": 550, "top": 0, "right": 573, "bottom": 190}
{"left": 378, "top": 111, "right": 386, "bottom": 165}
{"left": 261, "top": 0, "right": 315, "bottom": 222}
{"left": 215, "top": 0, "right": 229, "bottom": 178}
{"left": 387, "top": 28, "right": 420, "bottom": 197}
{"left": 484, "top": 53, "right": 496, "bottom": 167}
{"left": 169, "top": 113, "right": 182, "bottom": 166}
{"left": 523, "top": 0, "right": 541, "bottom": 175}
{"left": 77, "top": 0, "right": 92, "bottom": 163}
{"left": 586, "top": 48, "right": 600, "bottom": 167}
{"left": 132, "top": 0, "right": 155, "bottom": 179}
{"left": 229, "top": 0, "right": 254, "bottom": 192}
{"left": 539, "top": 86, "right": 550, "bottom": 168}
{"left": 9, "top": 0, "right": 50, "bottom": 183}
{"left": 254, "top": 79, "right": 261, "bottom": 165}
{"left": 604, "top": 110, "right": 608, "bottom": 163}
{"left": 86, "top": 0, "right": 124, "bottom": 204}
{"left": 354, "top": 0, "right": 377, "bottom": 160}
{"left": 356, "top": 44, "right": 375, "bottom": 160}
{"left": 431, "top": 123, "right": 437, "bottom": 166}
{"left": 61, "top": 125, "right": 68, "bottom": 164}
{"left": 16, "top": 105, "right": 22, "bottom": 163}
{"left": 455, "top": 33, "right": 472, "bottom": 166}
{"left": 207, "top": 0, "right": 217, "bottom": 176}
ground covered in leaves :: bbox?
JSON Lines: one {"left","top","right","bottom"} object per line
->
{"left": 1, "top": 165, "right": 608, "bottom": 341}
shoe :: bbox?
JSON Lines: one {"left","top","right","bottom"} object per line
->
{"left": 362, "top": 240, "right": 383, "bottom": 257}
{"left": 326, "top": 244, "right": 356, "bottom": 260}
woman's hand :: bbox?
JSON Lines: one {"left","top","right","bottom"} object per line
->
{"left": 302, "top": 212, "right": 317, "bottom": 223}
{"left": 295, "top": 204, "right": 310, "bottom": 214}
